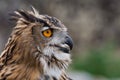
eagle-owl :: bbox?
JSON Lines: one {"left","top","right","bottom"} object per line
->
{"left": 0, "top": 7, "right": 73, "bottom": 80}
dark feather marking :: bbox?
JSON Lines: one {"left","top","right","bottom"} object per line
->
{"left": 0, "top": 65, "right": 3, "bottom": 71}
{"left": 45, "top": 15, "right": 60, "bottom": 27}
{"left": 4, "top": 73, "right": 11, "bottom": 79}
{"left": 4, "top": 44, "right": 16, "bottom": 65}
{"left": 1, "top": 77, "right": 6, "bottom": 80}
{"left": 44, "top": 75, "right": 50, "bottom": 80}
{"left": 48, "top": 61, "right": 50, "bottom": 66}
{"left": 52, "top": 77, "right": 57, "bottom": 80}
{"left": 61, "top": 75, "right": 66, "bottom": 80}
{"left": 16, "top": 10, "right": 36, "bottom": 22}
{"left": 1, "top": 73, "right": 5, "bottom": 77}
{"left": 9, "top": 13, "right": 21, "bottom": 21}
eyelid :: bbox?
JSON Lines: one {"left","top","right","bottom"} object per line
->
{"left": 42, "top": 27, "right": 50, "bottom": 31}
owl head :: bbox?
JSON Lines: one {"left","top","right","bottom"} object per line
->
{"left": 0, "top": 7, "right": 73, "bottom": 79}
{"left": 11, "top": 7, "right": 73, "bottom": 61}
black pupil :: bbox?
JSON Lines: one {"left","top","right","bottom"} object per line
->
{"left": 46, "top": 30, "right": 49, "bottom": 33}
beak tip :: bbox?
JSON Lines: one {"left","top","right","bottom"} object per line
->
{"left": 65, "top": 36, "right": 73, "bottom": 50}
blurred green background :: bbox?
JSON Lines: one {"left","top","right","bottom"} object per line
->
{"left": 0, "top": 0, "right": 120, "bottom": 80}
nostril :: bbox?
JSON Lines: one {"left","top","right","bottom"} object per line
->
{"left": 65, "top": 36, "right": 73, "bottom": 50}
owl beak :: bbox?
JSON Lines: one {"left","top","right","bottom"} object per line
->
{"left": 51, "top": 36, "right": 73, "bottom": 53}
{"left": 58, "top": 36, "right": 73, "bottom": 53}
{"left": 65, "top": 36, "right": 73, "bottom": 50}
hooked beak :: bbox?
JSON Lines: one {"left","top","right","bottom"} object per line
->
{"left": 49, "top": 35, "right": 73, "bottom": 53}
{"left": 64, "top": 36, "right": 73, "bottom": 50}
{"left": 58, "top": 36, "right": 73, "bottom": 53}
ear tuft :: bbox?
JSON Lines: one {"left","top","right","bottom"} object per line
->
{"left": 30, "top": 6, "right": 40, "bottom": 17}
{"left": 10, "top": 8, "right": 38, "bottom": 23}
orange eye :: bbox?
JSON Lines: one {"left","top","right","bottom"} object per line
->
{"left": 42, "top": 29, "right": 53, "bottom": 38}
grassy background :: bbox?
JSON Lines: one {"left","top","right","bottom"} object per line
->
{"left": 71, "top": 41, "right": 120, "bottom": 78}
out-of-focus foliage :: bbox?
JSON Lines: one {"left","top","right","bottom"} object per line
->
{"left": 72, "top": 41, "right": 120, "bottom": 78}
{"left": 0, "top": 0, "right": 120, "bottom": 78}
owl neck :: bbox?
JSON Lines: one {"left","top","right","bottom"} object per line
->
{"left": 2, "top": 45, "right": 69, "bottom": 79}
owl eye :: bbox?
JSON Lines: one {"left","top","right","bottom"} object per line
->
{"left": 42, "top": 29, "right": 53, "bottom": 38}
